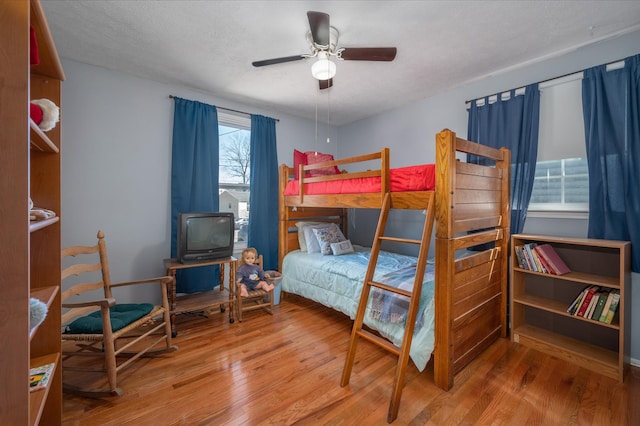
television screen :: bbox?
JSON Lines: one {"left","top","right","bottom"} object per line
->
{"left": 187, "top": 216, "right": 230, "bottom": 251}
{"left": 177, "top": 212, "right": 234, "bottom": 263}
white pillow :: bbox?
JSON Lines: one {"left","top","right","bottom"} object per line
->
{"left": 302, "top": 223, "right": 335, "bottom": 253}
{"left": 331, "top": 239, "right": 354, "bottom": 256}
{"left": 312, "top": 225, "right": 347, "bottom": 255}
{"left": 295, "top": 221, "right": 326, "bottom": 252}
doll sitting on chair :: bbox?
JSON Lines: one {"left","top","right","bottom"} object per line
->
{"left": 237, "top": 247, "right": 273, "bottom": 298}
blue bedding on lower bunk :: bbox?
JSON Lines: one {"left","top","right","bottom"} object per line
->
{"left": 282, "top": 245, "right": 435, "bottom": 371}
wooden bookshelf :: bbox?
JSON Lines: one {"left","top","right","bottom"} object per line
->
{"left": 511, "top": 234, "right": 630, "bottom": 382}
{"left": 0, "top": 1, "right": 64, "bottom": 423}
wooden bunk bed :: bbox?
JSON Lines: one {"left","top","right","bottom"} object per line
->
{"left": 278, "top": 129, "right": 511, "bottom": 421}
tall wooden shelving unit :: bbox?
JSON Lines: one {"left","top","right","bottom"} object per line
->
{"left": 1, "top": 0, "right": 64, "bottom": 424}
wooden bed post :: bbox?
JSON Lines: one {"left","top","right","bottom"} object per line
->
{"left": 434, "top": 129, "right": 456, "bottom": 390}
{"left": 497, "top": 147, "right": 511, "bottom": 337}
{"left": 278, "top": 164, "right": 289, "bottom": 272}
{"left": 433, "top": 129, "right": 511, "bottom": 390}
{"left": 381, "top": 147, "right": 390, "bottom": 200}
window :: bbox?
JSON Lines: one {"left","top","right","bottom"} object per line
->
{"left": 528, "top": 74, "right": 589, "bottom": 213}
{"left": 217, "top": 112, "right": 251, "bottom": 249}
{"left": 529, "top": 157, "right": 589, "bottom": 211}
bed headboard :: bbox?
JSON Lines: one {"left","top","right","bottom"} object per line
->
{"left": 279, "top": 206, "right": 348, "bottom": 252}
{"left": 278, "top": 164, "right": 349, "bottom": 269}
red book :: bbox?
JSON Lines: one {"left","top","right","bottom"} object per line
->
{"left": 535, "top": 244, "right": 571, "bottom": 275}
{"left": 532, "top": 246, "right": 553, "bottom": 274}
{"left": 576, "top": 286, "right": 599, "bottom": 317}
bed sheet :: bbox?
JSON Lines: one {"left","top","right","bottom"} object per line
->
{"left": 284, "top": 164, "right": 435, "bottom": 196}
{"left": 281, "top": 245, "right": 435, "bottom": 371}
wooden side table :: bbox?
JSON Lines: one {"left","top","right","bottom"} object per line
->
{"left": 163, "top": 257, "right": 237, "bottom": 336}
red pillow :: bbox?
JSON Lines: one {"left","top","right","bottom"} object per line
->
{"left": 293, "top": 149, "right": 307, "bottom": 180}
{"left": 304, "top": 151, "right": 340, "bottom": 176}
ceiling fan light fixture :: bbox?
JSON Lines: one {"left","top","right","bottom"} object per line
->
{"left": 311, "top": 52, "right": 336, "bottom": 80}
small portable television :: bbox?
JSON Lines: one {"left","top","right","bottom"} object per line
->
{"left": 177, "top": 212, "right": 235, "bottom": 263}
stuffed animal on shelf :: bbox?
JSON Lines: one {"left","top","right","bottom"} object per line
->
{"left": 30, "top": 297, "right": 48, "bottom": 332}
{"left": 30, "top": 98, "right": 59, "bottom": 132}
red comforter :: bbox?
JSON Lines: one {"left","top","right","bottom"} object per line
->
{"left": 284, "top": 164, "right": 435, "bottom": 196}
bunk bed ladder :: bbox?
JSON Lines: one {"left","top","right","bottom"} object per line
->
{"left": 341, "top": 191, "right": 435, "bottom": 423}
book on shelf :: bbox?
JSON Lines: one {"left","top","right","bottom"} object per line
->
{"left": 534, "top": 244, "right": 571, "bottom": 275}
{"left": 591, "top": 290, "right": 609, "bottom": 320}
{"left": 518, "top": 243, "right": 540, "bottom": 272}
{"left": 516, "top": 244, "right": 530, "bottom": 270}
{"left": 598, "top": 291, "right": 615, "bottom": 322}
{"left": 533, "top": 246, "right": 553, "bottom": 274}
{"left": 575, "top": 286, "right": 599, "bottom": 317}
{"left": 531, "top": 247, "right": 547, "bottom": 272}
{"left": 523, "top": 243, "right": 539, "bottom": 272}
{"left": 567, "top": 287, "right": 588, "bottom": 314}
{"left": 603, "top": 291, "right": 621, "bottom": 324}
{"left": 515, "top": 245, "right": 534, "bottom": 271}
{"left": 514, "top": 245, "right": 526, "bottom": 269}
{"left": 585, "top": 292, "right": 599, "bottom": 318}
{"left": 29, "top": 362, "right": 55, "bottom": 392}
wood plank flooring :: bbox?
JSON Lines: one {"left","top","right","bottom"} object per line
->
{"left": 62, "top": 295, "right": 640, "bottom": 425}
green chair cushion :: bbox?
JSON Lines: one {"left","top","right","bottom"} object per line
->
{"left": 65, "top": 303, "right": 154, "bottom": 334}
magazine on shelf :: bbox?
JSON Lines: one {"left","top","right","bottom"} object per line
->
{"left": 29, "top": 362, "right": 55, "bottom": 392}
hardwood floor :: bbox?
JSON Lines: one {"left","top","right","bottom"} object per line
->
{"left": 62, "top": 295, "right": 640, "bottom": 425}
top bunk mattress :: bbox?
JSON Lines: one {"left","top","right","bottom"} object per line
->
{"left": 284, "top": 164, "right": 435, "bottom": 196}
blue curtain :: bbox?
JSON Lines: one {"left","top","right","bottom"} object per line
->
{"left": 467, "top": 83, "right": 540, "bottom": 234}
{"left": 248, "top": 115, "right": 279, "bottom": 271}
{"left": 170, "top": 97, "right": 220, "bottom": 293}
{"left": 582, "top": 54, "right": 640, "bottom": 272}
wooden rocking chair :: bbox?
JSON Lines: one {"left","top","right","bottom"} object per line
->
{"left": 61, "top": 230, "right": 178, "bottom": 397}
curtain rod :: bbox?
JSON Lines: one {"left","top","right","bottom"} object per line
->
{"left": 169, "top": 95, "right": 279, "bottom": 122}
{"left": 464, "top": 58, "right": 627, "bottom": 105}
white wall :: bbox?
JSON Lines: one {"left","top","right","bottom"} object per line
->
{"left": 60, "top": 60, "right": 324, "bottom": 302}
{"left": 61, "top": 29, "right": 640, "bottom": 358}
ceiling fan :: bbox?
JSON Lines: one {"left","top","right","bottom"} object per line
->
{"left": 252, "top": 11, "right": 397, "bottom": 90}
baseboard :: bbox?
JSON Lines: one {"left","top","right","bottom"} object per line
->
{"left": 631, "top": 357, "right": 640, "bottom": 368}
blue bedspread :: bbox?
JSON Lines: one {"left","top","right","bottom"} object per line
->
{"left": 282, "top": 245, "right": 435, "bottom": 371}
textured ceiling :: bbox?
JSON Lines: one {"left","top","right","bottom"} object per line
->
{"left": 42, "top": 1, "right": 640, "bottom": 126}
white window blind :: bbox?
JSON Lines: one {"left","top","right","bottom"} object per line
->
{"left": 218, "top": 111, "right": 250, "bottom": 129}
{"left": 538, "top": 73, "right": 586, "bottom": 161}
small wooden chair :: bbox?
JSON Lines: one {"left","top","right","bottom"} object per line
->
{"left": 61, "top": 230, "right": 178, "bottom": 397}
{"left": 236, "top": 254, "right": 274, "bottom": 321}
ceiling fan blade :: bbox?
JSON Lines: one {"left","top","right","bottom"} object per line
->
{"left": 340, "top": 47, "right": 397, "bottom": 61}
{"left": 307, "top": 11, "right": 330, "bottom": 47}
{"left": 319, "top": 78, "right": 333, "bottom": 90}
{"left": 252, "top": 55, "right": 306, "bottom": 67}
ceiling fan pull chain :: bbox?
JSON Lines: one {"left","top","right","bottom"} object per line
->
{"left": 327, "top": 88, "right": 331, "bottom": 144}
{"left": 314, "top": 85, "right": 319, "bottom": 154}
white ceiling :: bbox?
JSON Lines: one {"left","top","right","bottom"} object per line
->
{"left": 41, "top": 1, "right": 640, "bottom": 126}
